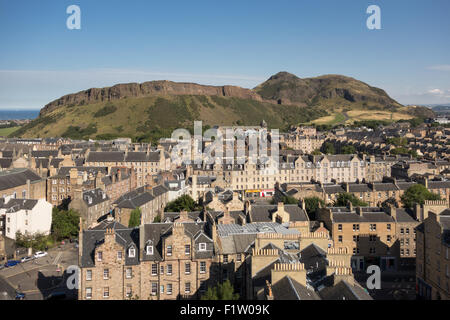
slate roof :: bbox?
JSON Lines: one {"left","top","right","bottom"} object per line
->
{"left": 331, "top": 208, "right": 395, "bottom": 223}
{"left": 31, "top": 150, "right": 58, "bottom": 158}
{"left": 0, "top": 198, "right": 38, "bottom": 212}
{"left": 271, "top": 276, "right": 321, "bottom": 300}
{"left": 323, "top": 185, "right": 346, "bottom": 194}
{"left": 394, "top": 208, "right": 417, "bottom": 223}
{"left": 0, "top": 158, "right": 12, "bottom": 169}
{"left": 82, "top": 188, "right": 109, "bottom": 207}
{"left": 80, "top": 221, "right": 139, "bottom": 267}
{"left": 318, "top": 279, "right": 373, "bottom": 300}
{"left": 86, "top": 151, "right": 125, "bottom": 162}
{"left": 0, "top": 168, "right": 42, "bottom": 191}
{"left": 141, "top": 222, "right": 214, "bottom": 261}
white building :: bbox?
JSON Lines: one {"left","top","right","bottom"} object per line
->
{"left": 0, "top": 197, "right": 52, "bottom": 240}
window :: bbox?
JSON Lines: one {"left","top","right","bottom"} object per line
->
{"left": 199, "top": 243, "right": 207, "bottom": 251}
{"left": 400, "top": 228, "right": 404, "bottom": 234}
{"left": 160, "top": 266, "right": 164, "bottom": 275}
{"left": 160, "top": 285, "right": 164, "bottom": 294}
{"left": 126, "top": 285, "right": 132, "bottom": 298}
{"left": 369, "top": 247, "right": 376, "bottom": 254}
{"left": 352, "top": 224, "right": 360, "bottom": 231}
{"left": 151, "top": 282, "right": 158, "bottom": 295}
{"left": 387, "top": 224, "right": 391, "bottom": 231}
{"left": 338, "top": 224, "right": 343, "bottom": 231}
{"left": 126, "top": 268, "right": 132, "bottom": 279}
{"left": 167, "top": 264, "right": 173, "bottom": 275}
{"left": 151, "top": 264, "right": 157, "bottom": 276}
{"left": 338, "top": 235, "right": 343, "bottom": 243}
{"left": 369, "top": 235, "right": 377, "bottom": 242}
{"left": 86, "top": 270, "right": 92, "bottom": 281}
{"left": 117, "top": 251, "right": 122, "bottom": 260}
{"left": 167, "top": 245, "right": 172, "bottom": 256}
{"left": 128, "top": 247, "right": 135, "bottom": 258}
{"left": 185, "top": 282, "right": 191, "bottom": 294}
{"left": 103, "top": 287, "right": 109, "bottom": 298}
{"left": 146, "top": 245, "right": 154, "bottom": 255}
{"left": 167, "top": 284, "right": 173, "bottom": 295}
{"left": 86, "top": 287, "right": 92, "bottom": 299}
{"left": 185, "top": 245, "right": 190, "bottom": 255}
{"left": 199, "top": 281, "right": 206, "bottom": 293}
{"left": 200, "top": 261, "right": 206, "bottom": 274}
{"left": 185, "top": 263, "right": 191, "bottom": 274}
{"left": 103, "top": 269, "right": 109, "bottom": 280}
{"left": 387, "top": 235, "right": 392, "bottom": 242}
{"left": 406, "top": 228, "right": 410, "bottom": 234}
{"left": 223, "top": 254, "right": 228, "bottom": 263}
{"left": 97, "top": 251, "right": 103, "bottom": 261}
{"left": 370, "top": 224, "right": 377, "bottom": 231}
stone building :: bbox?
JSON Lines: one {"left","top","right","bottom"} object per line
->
{"left": 0, "top": 168, "right": 46, "bottom": 200}
{"left": 416, "top": 203, "right": 450, "bottom": 300}
{"left": 316, "top": 205, "right": 419, "bottom": 272}
{"left": 78, "top": 212, "right": 215, "bottom": 300}
{"left": 70, "top": 188, "right": 111, "bottom": 228}
{"left": 113, "top": 184, "right": 168, "bottom": 226}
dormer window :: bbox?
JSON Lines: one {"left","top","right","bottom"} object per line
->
{"left": 128, "top": 247, "right": 136, "bottom": 258}
{"left": 146, "top": 244, "right": 154, "bottom": 255}
{"left": 199, "top": 243, "right": 206, "bottom": 251}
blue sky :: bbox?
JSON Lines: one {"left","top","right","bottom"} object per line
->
{"left": 0, "top": 0, "right": 449, "bottom": 109}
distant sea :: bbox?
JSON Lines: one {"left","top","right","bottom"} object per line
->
{"left": 0, "top": 109, "right": 39, "bottom": 120}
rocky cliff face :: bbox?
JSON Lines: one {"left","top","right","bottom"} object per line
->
{"left": 40, "top": 81, "right": 263, "bottom": 115}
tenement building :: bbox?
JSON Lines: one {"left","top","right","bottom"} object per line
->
{"left": 78, "top": 212, "right": 215, "bottom": 300}
{"left": 416, "top": 201, "right": 450, "bottom": 300}
{"left": 317, "top": 204, "right": 420, "bottom": 271}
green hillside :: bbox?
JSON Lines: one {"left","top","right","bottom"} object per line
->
{"left": 13, "top": 95, "right": 327, "bottom": 143}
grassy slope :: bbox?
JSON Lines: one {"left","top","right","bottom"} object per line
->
{"left": 0, "top": 126, "right": 21, "bottom": 137}
{"left": 13, "top": 95, "right": 327, "bottom": 142}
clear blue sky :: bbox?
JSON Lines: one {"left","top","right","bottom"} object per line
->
{"left": 0, "top": 0, "right": 449, "bottom": 109}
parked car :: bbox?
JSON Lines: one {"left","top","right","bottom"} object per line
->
{"left": 33, "top": 251, "right": 48, "bottom": 259}
{"left": 0, "top": 264, "right": 5, "bottom": 270}
{"left": 5, "top": 260, "right": 20, "bottom": 267}
{"left": 20, "top": 256, "right": 34, "bottom": 263}
{"left": 15, "top": 292, "right": 26, "bottom": 300}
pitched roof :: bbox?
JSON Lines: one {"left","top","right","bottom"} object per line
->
{"left": 0, "top": 168, "right": 43, "bottom": 191}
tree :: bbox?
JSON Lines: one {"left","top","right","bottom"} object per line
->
{"left": 128, "top": 208, "right": 141, "bottom": 228}
{"left": 341, "top": 145, "right": 356, "bottom": 154}
{"left": 304, "top": 197, "right": 325, "bottom": 220}
{"left": 271, "top": 195, "right": 298, "bottom": 205}
{"left": 333, "top": 193, "right": 368, "bottom": 207}
{"left": 51, "top": 207, "right": 80, "bottom": 241}
{"left": 401, "top": 184, "right": 441, "bottom": 208}
{"left": 164, "top": 195, "right": 201, "bottom": 212}
{"left": 322, "top": 142, "right": 335, "bottom": 155}
{"left": 16, "top": 231, "right": 52, "bottom": 251}
{"left": 311, "top": 149, "right": 322, "bottom": 155}
{"left": 201, "top": 280, "right": 239, "bottom": 300}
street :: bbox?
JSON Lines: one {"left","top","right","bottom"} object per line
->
{"left": 0, "top": 242, "right": 79, "bottom": 300}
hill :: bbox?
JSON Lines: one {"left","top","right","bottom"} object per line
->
{"left": 14, "top": 71, "right": 432, "bottom": 141}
